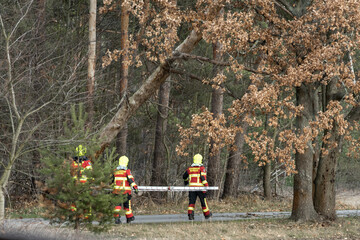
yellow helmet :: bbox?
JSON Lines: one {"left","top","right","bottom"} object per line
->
{"left": 76, "top": 145, "right": 86, "bottom": 157}
{"left": 119, "top": 155, "right": 129, "bottom": 167}
{"left": 193, "top": 154, "right": 203, "bottom": 165}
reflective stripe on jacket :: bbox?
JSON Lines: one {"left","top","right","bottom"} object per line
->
{"left": 113, "top": 168, "right": 137, "bottom": 195}
{"left": 183, "top": 165, "right": 209, "bottom": 187}
{"left": 71, "top": 160, "right": 92, "bottom": 183}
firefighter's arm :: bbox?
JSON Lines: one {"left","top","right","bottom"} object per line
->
{"left": 85, "top": 161, "right": 92, "bottom": 170}
{"left": 183, "top": 170, "right": 189, "bottom": 186}
{"left": 127, "top": 170, "right": 139, "bottom": 194}
{"left": 200, "top": 167, "right": 209, "bottom": 187}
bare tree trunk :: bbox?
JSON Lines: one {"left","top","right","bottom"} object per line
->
{"left": 0, "top": 187, "right": 4, "bottom": 219}
{"left": 116, "top": 0, "right": 131, "bottom": 155}
{"left": 222, "top": 120, "right": 248, "bottom": 198}
{"left": 87, "top": 0, "right": 97, "bottom": 127}
{"left": 291, "top": 84, "right": 319, "bottom": 221}
{"left": 207, "top": 35, "right": 224, "bottom": 198}
{"left": 150, "top": 0, "right": 175, "bottom": 195}
{"left": 263, "top": 115, "right": 271, "bottom": 199}
{"left": 151, "top": 78, "right": 171, "bottom": 198}
{"left": 263, "top": 163, "right": 272, "bottom": 199}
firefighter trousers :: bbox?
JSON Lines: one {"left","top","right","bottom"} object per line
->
{"left": 187, "top": 191, "right": 211, "bottom": 217}
{"left": 114, "top": 194, "right": 134, "bottom": 219}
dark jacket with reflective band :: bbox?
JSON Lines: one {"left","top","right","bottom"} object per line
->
{"left": 183, "top": 165, "right": 209, "bottom": 187}
{"left": 113, "top": 168, "right": 137, "bottom": 195}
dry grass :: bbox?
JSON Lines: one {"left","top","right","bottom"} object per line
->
{"left": 132, "top": 193, "right": 293, "bottom": 215}
{"left": 105, "top": 217, "right": 360, "bottom": 240}
{"left": 7, "top": 191, "right": 357, "bottom": 219}
{"left": 132, "top": 191, "right": 357, "bottom": 216}
{"left": 3, "top": 217, "right": 359, "bottom": 240}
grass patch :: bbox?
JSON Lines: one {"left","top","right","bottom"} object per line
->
{"left": 105, "top": 217, "right": 360, "bottom": 239}
{"left": 6, "top": 200, "right": 45, "bottom": 219}
{"left": 132, "top": 193, "right": 293, "bottom": 215}
{"left": 7, "top": 191, "right": 357, "bottom": 219}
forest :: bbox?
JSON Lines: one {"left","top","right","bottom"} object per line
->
{"left": 1, "top": 0, "right": 360, "bottom": 233}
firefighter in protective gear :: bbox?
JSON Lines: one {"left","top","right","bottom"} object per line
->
{"left": 113, "top": 155, "right": 138, "bottom": 224}
{"left": 70, "top": 145, "right": 93, "bottom": 218}
{"left": 71, "top": 145, "right": 92, "bottom": 183}
{"left": 183, "top": 153, "right": 212, "bottom": 220}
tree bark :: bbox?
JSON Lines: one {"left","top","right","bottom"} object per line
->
{"left": 87, "top": 0, "right": 97, "bottom": 128}
{"left": 97, "top": 3, "right": 225, "bottom": 156}
{"left": 313, "top": 79, "right": 344, "bottom": 220}
{"left": 0, "top": 188, "right": 4, "bottom": 219}
{"left": 207, "top": 36, "right": 224, "bottom": 198}
{"left": 151, "top": 78, "right": 171, "bottom": 198}
{"left": 222, "top": 120, "right": 248, "bottom": 198}
{"left": 263, "top": 114, "right": 272, "bottom": 199}
{"left": 116, "top": 0, "right": 130, "bottom": 155}
{"left": 314, "top": 127, "right": 342, "bottom": 220}
{"left": 263, "top": 163, "right": 272, "bottom": 199}
{"left": 291, "top": 84, "right": 319, "bottom": 221}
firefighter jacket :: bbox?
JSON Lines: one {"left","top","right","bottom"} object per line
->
{"left": 113, "top": 166, "right": 138, "bottom": 195}
{"left": 71, "top": 159, "right": 92, "bottom": 183}
{"left": 183, "top": 164, "right": 209, "bottom": 187}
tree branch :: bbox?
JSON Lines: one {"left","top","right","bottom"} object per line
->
{"left": 96, "top": 1, "right": 226, "bottom": 157}
{"left": 273, "top": 0, "right": 294, "bottom": 18}
{"left": 169, "top": 68, "right": 239, "bottom": 100}
{"left": 173, "top": 52, "right": 271, "bottom": 75}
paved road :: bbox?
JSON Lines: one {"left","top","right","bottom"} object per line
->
{"left": 0, "top": 210, "right": 359, "bottom": 240}
{"left": 134, "top": 210, "right": 360, "bottom": 223}
{"left": 1, "top": 210, "right": 359, "bottom": 225}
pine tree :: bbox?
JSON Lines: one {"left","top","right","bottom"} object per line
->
{"left": 40, "top": 104, "right": 125, "bottom": 232}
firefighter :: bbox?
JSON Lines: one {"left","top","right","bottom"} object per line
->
{"left": 183, "top": 153, "right": 212, "bottom": 220}
{"left": 70, "top": 144, "right": 92, "bottom": 218}
{"left": 113, "top": 155, "right": 139, "bottom": 224}
{"left": 71, "top": 144, "right": 92, "bottom": 183}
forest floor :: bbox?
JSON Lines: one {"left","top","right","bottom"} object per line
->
{"left": 1, "top": 189, "right": 360, "bottom": 240}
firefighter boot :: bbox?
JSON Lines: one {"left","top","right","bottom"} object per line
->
{"left": 126, "top": 216, "right": 135, "bottom": 223}
{"left": 115, "top": 217, "right": 121, "bottom": 224}
{"left": 205, "top": 212, "right": 213, "bottom": 219}
{"left": 188, "top": 212, "right": 194, "bottom": 220}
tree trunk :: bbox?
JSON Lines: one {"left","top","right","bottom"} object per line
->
{"left": 263, "top": 114, "right": 271, "bottom": 199}
{"left": 207, "top": 37, "right": 224, "bottom": 198}
{"left": 0, "top": 153, "right": 18, "bottom": 219}
{"left": 87, "top": 0, "right": 97, "bottom": 127}
{"left": 314, "top": 128, "right": 342, "bottom": 220}
{"left": 263, "top": 163, "right": 272, "bottom": 199}
{"left": 0, "top": 187, "right": 4, "bottom": 219}
{"left": 313, "top": 79, "right": 344, "bottom": 220}
{"left": 291, "top": 84, "right": 319, "bottom": 221}
{"left": 151, "top": 78, "right": 171, "bottom": 198}
{"left": 97, "top": 3, "right": 224, "bottom": 156}
{"left": 115, "top": 0, "right": 130, "bottom": 155}
{"left": 222, "top": 120, "right": 248, "bottom": 198}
